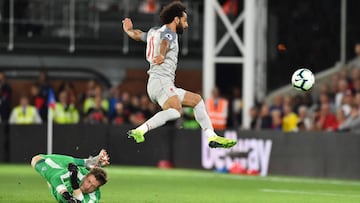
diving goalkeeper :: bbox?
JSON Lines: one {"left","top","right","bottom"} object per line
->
{"left": 31, "top": 149, "right": 109, "bottom": 203}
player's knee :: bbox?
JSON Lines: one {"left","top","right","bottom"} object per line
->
{"left": 31, "top": 155, "right": 43, "bottom": 168}
{"left": 189, "top": 93, "right": 202, "bottom": 107}
{"left": 173, "top": 107, "right": 183, "bottom": 116}
{"left": 193, "top": 93, "right": 202, "bottom": 104}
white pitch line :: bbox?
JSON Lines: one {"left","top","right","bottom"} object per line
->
{"left": 222, "top": 175, "right": 360, "bottom": 186}
{"left": 108, "top": 168, "right": 360, "bottom": 187}
{"left": 260, "top": 189, "right": 360, "bottom": 198}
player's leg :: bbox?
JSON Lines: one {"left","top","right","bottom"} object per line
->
{"left": 182, "top": 91, "right": 237, "bottom": 148}
{"left": 127, "top": 95, "right": 182, "bottom": 143}
{"left": 181, "top": 91, "right": 212, "bottom": 130}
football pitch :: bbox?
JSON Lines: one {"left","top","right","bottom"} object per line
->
{"left": 0, "top": 165, "right": 360, "bottom": 203}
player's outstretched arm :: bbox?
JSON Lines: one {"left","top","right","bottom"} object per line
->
{"left": 122, "top": 18, "right": 144, "bottom": 41}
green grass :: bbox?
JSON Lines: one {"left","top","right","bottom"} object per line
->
{"left": 0, "top": 164, "right": 360, "bottom": 203}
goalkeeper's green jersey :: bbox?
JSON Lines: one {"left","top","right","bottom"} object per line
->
{"left": 35, "top": 154, "right": 101, "bottom": 203}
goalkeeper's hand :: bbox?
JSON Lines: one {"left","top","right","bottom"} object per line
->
{"left": 68, "top": 163, "right": 78, "bottom": 174}
{"left": 68, "top": 198, "right": 81, "bottom": 203}
{"left": 68, "top": 163, "right": 80, "bottom": 190}
{"left": 62, "top": 191, "right": 81, "bottom": 203}
{"left": 67, "top": 198, "right": 81, "bottom": 203}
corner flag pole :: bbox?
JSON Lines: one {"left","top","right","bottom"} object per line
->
{"left": 47, "top": 108, "right": 53, "bottom": 154}
{"left": 47, "top": 89, "right": 55, "bottom": 154}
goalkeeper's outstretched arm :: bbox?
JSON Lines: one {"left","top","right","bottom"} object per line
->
{"left": 31, "top": 154, "right": 86, "bottom": 168}
{"left": 31, "top": 149, "right": 109, "bottom": 170}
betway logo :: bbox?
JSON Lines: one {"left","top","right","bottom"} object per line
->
{"left": 202, "top": 131, "right": 272, "bottom": 176}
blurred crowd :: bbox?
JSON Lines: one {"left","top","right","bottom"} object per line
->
{"left": 224, "top": 43, "right": 360, "bottom": 133}
{"left": 2, "top": 65, "right": 360, "bottom": 133}
{"left": 1, "top": 42, "right": 360, "bottom": 132}
{"left": 195, "top": 43, "right": 360, "bottom": 133}
{"left": 202, "top": 69, "right": 360, "bottom": 133}
{"left": 0, "top": 70, "right": 161, "bottom": 126}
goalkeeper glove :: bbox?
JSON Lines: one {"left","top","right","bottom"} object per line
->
{"left": 62, "top": 192, "right": 81, "bottom": 203}
{"left": 69, "top": 199, "right": 81, "bottom": 203}
{"left": 68, "top": 163, "right": 80, "bottom": 190}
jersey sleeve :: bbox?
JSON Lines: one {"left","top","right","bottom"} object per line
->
{"left": 160, "top": 29, "right": 176, "bottom": 43}
{"left": 141, "top": 32, "right": 148, "bottom": 42}
{"left": 48, "top": 169, "right": 71, "bottom": 201}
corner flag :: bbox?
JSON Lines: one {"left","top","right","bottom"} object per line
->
{"left": 48, "top": 89, "right": 56, "bottom": 110}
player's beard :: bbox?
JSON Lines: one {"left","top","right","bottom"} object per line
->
{"left": 176, "top": 23, "right": 184, "bottom": 35}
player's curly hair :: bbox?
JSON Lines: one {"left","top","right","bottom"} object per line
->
{"left": 160, "top": 1, "right": 186, "bottom": 24}
{"left": 89, "top": 168, "right": 108, "bottom": 186}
